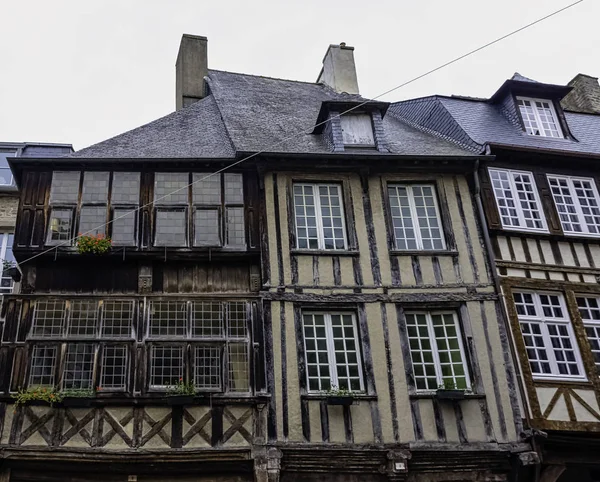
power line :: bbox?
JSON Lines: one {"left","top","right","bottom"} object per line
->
{"left": 16, "top": 0, "right": 585, "bottom": 267}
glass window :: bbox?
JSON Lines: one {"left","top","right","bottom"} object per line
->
{"left": 101, "top": 300, "right": 134, "bottom": 338}
{"left": 100, "top": 346, "right": 129, "bottom": 390}
{"left": 294, "top": 183, "right": 347, "bottom": 250}
{"left": 514, "top": 291, "right": 585, "bottom": 379}
{"left": 302, "top": 312, "right": 363, "bottom": 392}
{"left": 150, "top": 345, "right": 184, "bottom": 388}
{"left": 340, "top": 114, "right": 375, "bottom": 146}
{"left": 547, "top": 175, "right": 600, "bottom": 236}
{"left": 82, "top": 172, "right": 109, "bottom": 203}
{"left": 68, "top": 300, "right": 98, "bottom": 338}
{"left": 49, "top": 171, "right": 80, "bottom": 204}
{"left": 405, "top": 311, "right": 470, "bottom": 391}
{"left": 47, "top": 208, "right": 74, "bottom": 244}
{"left": 489, "top": 168, "right": 547, "bottom": 232}
{"left": 194, "top": 209, "right": 220, "bottom": 247}
{"left": 79, "top": 206, "right": 106, "bottom": 236}
{"left": 192, "top": 302, "right": 222, "bottom": 338}
{"left": 149, "top": 300, "right": 187, "bottom": 338}
{"left": 111, "top": 172, "right": 140, "bottom": 204}
{"left": 516, "top": 97, "right": 562, "bottom": 138}
{"left": 31, "top": 300, "right": 66, "bottom": 338}
{"left": 110, "top": 172, "right": 140, "bottom": 246}
{"left": 154, "top": 173, "right": 189, "bottom": 204}
{"left": 155, "top": 208, "right": 187, "bottom": 247}
{"left": 29, "top": 346, "right": 57, "bottom": 387}
{"left": 576, "top": 296, "right": 600, "bottom": 375}
{"left": 388, "top": 184, "right": 445, "bottom": 250}
{"left": 111, "top": 209, "right": 137, "bottom": 246}
{"left": 0, "top": 151, "right": 15, "bottom": 186}
{"left": 63, "top": 343, "right": 95, "bottom": 390}
{"left": 194, "top": 346, "right": 222, "bottom": 390}
{"left": 0, "top": 233, "right": 15, "bottom": 294}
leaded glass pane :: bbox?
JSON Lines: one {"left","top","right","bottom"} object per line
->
{"left": 82, "top": 172, "right": 109, "bottom": 203}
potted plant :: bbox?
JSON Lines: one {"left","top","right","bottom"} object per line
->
{"left": 12, "top": 386, "right": 64, "bottom": 409}
{"left": 324, "top": 386, "right": 356, "bottom": 406}
{"left": 76, "top": 233, "right": 112, "bottom": 255}
{"left": 3, "top": 260, "right": 20, "bottom": 282}
{"left": 61, "top": 388, "right": 97, "bottom": 407}
{"left": 166, "top": 378, "right": 196, "bottom": 405}
{"left": 436, "top": 379, "right": 466, "bottom": 400}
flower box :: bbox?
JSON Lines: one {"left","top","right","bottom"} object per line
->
{"left": 62, "top": 397, "right": 94, "bottom": 408}
{"left": 166, "top": 395, "right": 195, "bottom": 406}
{"left": 435, "top": 389, "right": 466, "bottom": 401}
{"left": 326, "top": 396, "right": 355, "bottom": 406}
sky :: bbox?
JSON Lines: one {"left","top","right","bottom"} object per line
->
{"left": 0, "top": 0, "right": 597, "bottom": 151}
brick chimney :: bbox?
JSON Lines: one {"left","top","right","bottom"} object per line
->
{"left": 316, "top": 43, "right": 359, "bottom": 95}
{"left": 176, "top": 34, "right": 208, "bottom": 111}
{"left": 561, "top": 74, "right": 600, "bottom": 114}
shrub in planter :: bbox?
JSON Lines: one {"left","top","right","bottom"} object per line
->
{"left": 76, "top": 234, "right": 112, "bottom": 254}
{"left": 12, "top": 387, "right": 64, "bottom": 409}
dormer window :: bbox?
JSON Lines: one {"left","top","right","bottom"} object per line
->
{"left": 516, "top": 96, "right": 562, "bottom": 138}
{"left": 340, "top": 114, "right": 375, "bottom": 147}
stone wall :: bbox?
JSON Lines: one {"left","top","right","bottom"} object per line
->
{"left": 0, "top": 195, "right": 18, "bottom": 230}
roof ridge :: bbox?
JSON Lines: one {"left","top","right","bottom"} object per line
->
{"left": 209, "top": 68, "right": 323, "bottom": 87}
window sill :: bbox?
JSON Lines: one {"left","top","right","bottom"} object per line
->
{"left": 301, "top": 393, "right": 377, "bottom": 401}
{"left": 409, "top": 391, "right": 485, "bottom": 400}
{"left": 389, "top": 250, "right": 459, "bottom": 257}
{"left": 532, "top": 377, "right": 589, "bottom": 386}
{"left": 291, "top": 249, "right": 360, "bottom": 257}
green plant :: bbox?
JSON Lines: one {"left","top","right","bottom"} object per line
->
{"left": 167, "top": 378, "right": 196, "bottom": 396}
{"left": 2, "top": 259, "right": 15, "bottom": 272}
{"left": 324, "top": 385, "right": 354, "bottom": 397}
{"left": 61, "top": 388, "right": 96, "bottom": 398}
{"left": 12, "top": 387, "right": 64, "bottom": 409}
{"left": 438, "top": 379, "right": 459, "bottom": 390}
{"left": 76, "top": 233, "right": 112, "bottom": 254}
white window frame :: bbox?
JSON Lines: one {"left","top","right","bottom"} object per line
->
{"left": 547, "top": 174, "right": 600, "bottom": 237}
{"left": 489, "top": 168, "right": 548, "bottom": 233}
{"left": 293, "top": 183, "right": 348, "bottom": 251}
{"left": 302, "top": 312, "right": 364, "bottom": 393}
{"left": 516, "top": 96, "right": 563, "bottom": 138}
{"left": 514, "top": 291, "right": 586, "bottom": 381}
{"left": 0, "top": 151, "right": 15, "bottom": 186}
{"left": 0, "top": 232, "right": 15, "bottom": 294}
{"left": 576, "top": 295, "right": 600, "bottom": 375}
{"left": 387, "top": 183, "right": 446, "bottom": 251}
{"left": 405, "top": 311, "right": 471, "bottom": 392}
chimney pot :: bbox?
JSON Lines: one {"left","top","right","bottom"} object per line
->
{"left": 316, "top": 43, "right": 359, "bottom": 95}
{"left": 176, "top": 34, "right": 208, "bottom": 111}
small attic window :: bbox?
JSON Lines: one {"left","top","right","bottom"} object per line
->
{"left": 340, "top": 114, "right": 375, "bottom": 147}
{"left": 516, "top": 97, "right": 563, "bottom": 138}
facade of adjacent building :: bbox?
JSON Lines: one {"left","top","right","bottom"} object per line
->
{"left": 392, "top": 73, "right": 600, "bottom": 482}
{"left": 0, "top": 37, "right": 531, "bottom": 482}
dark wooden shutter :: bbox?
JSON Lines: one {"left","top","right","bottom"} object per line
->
{"left": 479, "top": 167, "right": 502, "bottom": 230}
{"left": 16, "top": 171, "right": 51, "bottom": 248}
{"left": 533, "top": 171, "right": 562, "bottom": 235}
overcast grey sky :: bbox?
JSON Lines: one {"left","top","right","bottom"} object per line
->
{"left": 1, "top": 0, "right": 597, "bottom": 151}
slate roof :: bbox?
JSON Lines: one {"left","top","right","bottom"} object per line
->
{"left": 389, "top": 93, "right": 600, "bottom": 157}
{"left": 70, "top": 69, "right": 472, "bottom": 159}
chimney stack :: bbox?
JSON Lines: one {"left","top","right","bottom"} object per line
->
{"left": 176, "top": 34, "right": 208, "bottom": 111}
{"left": 316, "top": 43, "right": 359, "bottom": 95}
{"left": 561, "top": 74, "right": 600, "bottom": 114}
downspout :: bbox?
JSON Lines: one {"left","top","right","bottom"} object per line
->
{"left": 472, "top": 153, "right": 541, "bottom": 482}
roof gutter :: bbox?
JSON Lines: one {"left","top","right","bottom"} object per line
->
{"left": 486, "top": 142, "right": 600, "bottom": 160}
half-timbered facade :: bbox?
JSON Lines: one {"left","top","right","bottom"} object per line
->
{"left": 392, "top": 72, "right": 600, "bottom": 482}
{"left": 0, "top": 37, "right": 529, "bottom": 482}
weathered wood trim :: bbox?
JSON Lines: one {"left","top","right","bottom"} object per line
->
{"left": 359, "top": 171, "right": 381, "bottom": 286}
{"left": 432, "top": 256, "right": 443, "bottom": 286}
{"left": 262, "top": 292, "right": 498, "bottom": 303}
{"left": 263, "top": 300, "right": 277, "bottom": 441}
{"left": 292, "top": 304, "right": 310, "bottom": 442}
{"left": 453, "top": 176, "right": 479, "bottom": 283}
{"left": 431, "top": 397, "right": 446, "bottom": 442}
{"left": 380, "top": 303, "right": 399, "bottom": 443}
{"left": 319, "top": 400, "right": 329, "bottom": 442}
{"left": 453, "top": 402, "right": 468, "bottom": 444}
{"left": 280, "top": 302, "right": 289, "bottom": 439}
{"left": 478, "top": 399, "right": 496, "bottom": 442}
{"left": 479, "top": 301, "right": 508, "bottom": 440}
{"left": 312, "top": 256, "right": 319, "bottom": 287}
{"left": 285, "top": 180, "right": 299, "bottom": 286}
{"left": 343, "top": 404, "right": 353, "bottom": 444}
{"left": 272, "top": 174, "right": 284, "bottom": 288}
{"left": 332, "top": 256, "right": 342, "bottom": 286}
{"left": 411, "top": 256, "right": 423, "bottom": 286}
{"left": 258, "top": 169, "right": 271, "bottom": 286}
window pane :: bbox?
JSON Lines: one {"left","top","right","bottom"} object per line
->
{"left": 574, "top": 178, "right": 600, "bottom": 234}
{"left": 79, "top": 206, "right": 106, "bottom": 236}
{"left": 294, "top": 184, "right": 319, "bottom": 249}
{"left": 225, "top": 207, "right": 245, "bottom": 247}
{"left": 513, "top": 172, "right": 544, "bottom": 230}
{"left": 81, "top": 171, "right": 109, "bottom": 203}
{"left": 318, "top": 184, "right": 346, "bottom": 250}
{"left": 431, "top": 313, "right": 468, "bottom": 389}
{"left": 535, "top": 100, "right": 561, "bottom": 138}
{"left": 32, "top": 300, "right": 66, "bottom": 338}
{"left": 192, "top": 301, "right": 222, "bottom": 338}
{"left": 0, "top": 152, "right": 15, "bottom": 185}
{"left": 112, "top": 172, "right": 140, "bottom": 204}
{"left": 154, "top": 173, "right": 188, "bottom": 204}
{"left": 412, "top": 185, "right": 445, "bottom": 250}
{"left": 63, "top": 344, "right": 95, "bottom": 390}
{"left": 192, "top": 173, "right": 221, "bottom": 204}
{"left": 303, "top": 313, "right": 330, "bottom": 391}
{"left": 102, "top": 300, "right": 134, "bottom": 338}
{"left": 228, "top": 343, "right": 249, "bottom": 392}
{"left": 340, "top": 114, "right": 375, "bottom": 146}
{"left": 517, "top": 98, "right": 541, "bottom": 136}
{"left": 47, "top": 208, "right": 73, "bottom": 243}
{"left": 194, "top": 346, "right": 222, "bottom": 390}
{"left": 227, "top": 302, "right": 247, "bottom": 339}
{"left": 149, "top": 301, "right": 187, "bottom": 337}
{"left": 194, "top": 209, "right": 220, "bottom": 246}
{"left": 29, "top": 346, "right": 57, "bottom": 386}
{"left": 406, "top": 313, "right": 438, "bottom": 391}
{"left": 100, "top": 346, "right": 128, "bottom": 390}
{"left": 548, "top": 176, "right": 582, "bottom": 233}
{"left": 112, "top": 209, "right": 137, "bottom": 245}
{"left": 388, "top": 185, "right": 417, "bottom": 250}
{"left": 330, "top": 314, "right": 362, "bottom": 391}
{"left": 0, "top": 233, "right": 15, "bottom": 293}
{"left": 49, "top": 171, "right": 80, "bottom": 203}
{"left": 155, "top": 208, "right": 187, "bottom": 246}
{"left": 224, "top": 173, "right": 244, "bottom": 204}
{"left": 68, "top": 300, "right": 98, "bottom": 338}
{"left": 150, "top": 345, "right": 183, "bottom": 387}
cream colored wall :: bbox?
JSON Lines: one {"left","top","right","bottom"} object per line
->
{"left": 267, "top": 170, "right": 518, "bottom": 445}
